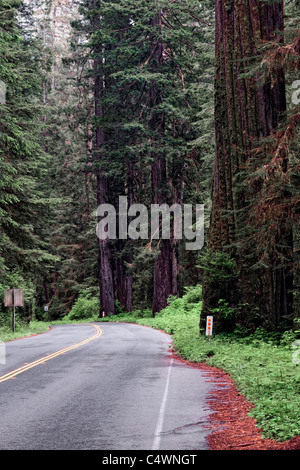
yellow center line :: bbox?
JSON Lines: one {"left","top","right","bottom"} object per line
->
{"left": 0, "top": 324, "right": 103, "bottom": 384}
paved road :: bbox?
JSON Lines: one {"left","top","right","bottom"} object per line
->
{"left": 0, "top": 322, "right": 216, "bottom": 450}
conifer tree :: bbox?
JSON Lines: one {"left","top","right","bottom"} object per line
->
{"left": 34, "top": 0, "right": 100, "bottom": 317}
{"left": 0, "top": 0, "right": 57, "bottom": 318}
{"left": 73, "top": 0, "right": 214, "bottom": 315}
{"left": 202, "top": 0, "right": 297, "bottom": 331}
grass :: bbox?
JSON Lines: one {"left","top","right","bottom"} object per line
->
{"left": 0, "top": 313, "right": 99, "bottom": 343}
{"left": 0, "top": 320, "right": 53, "bottom": 342}
{"left": 1, "top": 288, "right": 299, "bottom": 442}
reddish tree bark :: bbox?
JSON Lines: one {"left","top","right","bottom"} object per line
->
{"left": 203, "top": 0, "right": 293, "bottom": 329}
{"left": 149, "top": 12, "right": 179, "bottom": 315}
{"left": 94, "top": 54, "right": 115, "bottom": 316}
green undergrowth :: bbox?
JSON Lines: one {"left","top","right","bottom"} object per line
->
{"left": 0, "top": 320, "right": 53, "bottom": 343}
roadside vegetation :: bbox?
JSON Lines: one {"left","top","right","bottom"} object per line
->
{"left": 1, "top": 285, "right": 299, "bottom": 443}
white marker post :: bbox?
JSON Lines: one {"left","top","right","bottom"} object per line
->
{"left": 206, "top": 316, "right": 213, "bottom": 336}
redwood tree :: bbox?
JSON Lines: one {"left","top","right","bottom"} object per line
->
{"left": 148, "top": 12, "right": 179, "bottom": 315}
{"left": 202, "top": 0, "right": 294, "bottom": 331}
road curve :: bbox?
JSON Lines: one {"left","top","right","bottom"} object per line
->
{"left": 0, "top": 322, "right": 216, "bottom": 450}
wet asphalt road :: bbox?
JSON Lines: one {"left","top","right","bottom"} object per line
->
{"left": 0, "top": 322, "right": 216, "bottom": 450}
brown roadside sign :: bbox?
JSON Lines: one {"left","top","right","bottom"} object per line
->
{"left": 4, "top": 289, "right": 24, "bottom": 307}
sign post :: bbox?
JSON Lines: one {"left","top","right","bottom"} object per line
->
{"left": 4, "top": 289, "right": 24, "bottom": 332}
{"left": 206, "top": 316, "right": 213, "bottom": 337}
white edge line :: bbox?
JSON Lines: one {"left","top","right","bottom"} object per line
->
{"left": 152, "top": 357, "right": 174, "bottom": 450}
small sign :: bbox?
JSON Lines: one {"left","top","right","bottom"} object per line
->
{"left": 44, "top": 305, "right": 49, "bottom": 312}
{"left": 0, "top": 80, "right": 6, "bottom": 105}
{"left": 4, "top": 289, "right": 24, "bottom": 333}
{"left": 4, "top": 289, "right": 24, "bottom": 307}
{"left": 206, "top": 316, "right": 213, "bottom": 336}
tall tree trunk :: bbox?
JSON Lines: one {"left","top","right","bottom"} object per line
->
{"left": 149, "top": 12, "right": 179, "bottom": 315}
{"left": 94, "top": 53, "right": 115, "bottom": 316}
{"left": 122, "top": 165, "right": 134, "bottom": 313}
{"left": 203, "top": 0, "right": 293, "bottom": 330}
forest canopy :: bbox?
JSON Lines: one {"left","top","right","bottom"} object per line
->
{"left": 0, "top": 0, "right": 299, "bottom": 334}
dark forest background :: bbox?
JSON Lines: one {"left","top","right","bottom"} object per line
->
{"left": 0, "top": 0, "right": 299, "bottom": 334}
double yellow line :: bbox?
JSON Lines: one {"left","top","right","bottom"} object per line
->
{"left": 0, "top": 324, "right": 103, "bottom": 384}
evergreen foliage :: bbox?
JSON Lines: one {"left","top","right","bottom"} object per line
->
{"left": 72, "top": 0, "right": 215, "bottom": 315}
{"left": 0, "top": 0, "right": 298, "bottom": 333}
{"left": 0, "top": 0, "right": 56, "bottom": 319}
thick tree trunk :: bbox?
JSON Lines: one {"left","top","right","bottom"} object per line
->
{"left": 151, "top": 122, "right": 174, "bottom": 314}
{"left": 149, "top": 12, "right": 179, "bottom": 315}
{"left": 113, "top": 238, "right": 133, "bottom": 313}
{"left": 113, "top": 144, "right": 134, "bottom": 313}
{"left": 203, "top": 0, "right": 293, "bottom": 330}
{"left": 94, "top": 57, "right": 115, "bottom": 316}
{"left": 124, "top": 167, "right": 134, "bottom": 313}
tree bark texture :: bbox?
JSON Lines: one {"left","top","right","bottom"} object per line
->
{"left": 94, "top": 55, "right": 115, "bottom": 316}
{"left": 149, "top": 12, "right": 179, "bottom": 315}
{"left": 203, "top": 0, "right": 293, "bottom": 329}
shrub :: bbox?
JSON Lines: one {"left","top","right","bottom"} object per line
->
{"left": 67, "top": 293, "right": 99, "bottom": 320}
{"left": 183, "top": 284, "right": 202, "bottom": 304}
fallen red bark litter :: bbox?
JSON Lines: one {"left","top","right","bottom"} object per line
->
{"left": 169, "top": 348, "right": 300, "bottom": 451}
